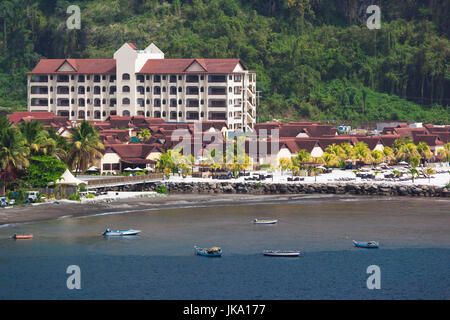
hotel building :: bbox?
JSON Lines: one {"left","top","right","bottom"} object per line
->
{"left": 27, "top": 42, "right": 257, "bottom": 131}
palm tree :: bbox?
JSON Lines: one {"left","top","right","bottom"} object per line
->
{"left": 279, "top": 157, "right": 292, "bottom": 175}
{"left": 353, "top": 142, "right": 372, "bottom": 165}
{"left": 392, "top": 169, "right": 402, "bottom": 181}
{"left": 320, "top": 152, "right": 337, "bottom": 168}
{"left": 371, "top": 150, "right": 384, "bottom": 166}
{"left": 311, "top": 167, "right": 323, "bottom": 182}
{"left": 67, "top": 121, "right": 104, "bottom": 175}
{"left": 382, "top": 146, "right": 394, "bottom": 163}
{"left": 417, "top": 142, "right": 432, "bottom": 161}
{"left": 138, "top": 128, "right": 152, "bottom": 142}
{"left": 423, "top": 168, "right": 436, "bottom": 183}
{"left": 408, "top": 168, "right": 420, "bottom": 183}
{"left": 19, "top": 120, "right": 57, "bottom": 156}
{"left": 0, "top": 125, "right": 30, "bottom": 196}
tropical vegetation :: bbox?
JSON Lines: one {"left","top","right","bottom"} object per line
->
{"left": 0, "top": 0, "right": 448, "bottom": 123}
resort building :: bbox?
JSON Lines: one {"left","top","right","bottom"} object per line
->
{"left": 27, "top": 42, "right": 257, "bottom": 132}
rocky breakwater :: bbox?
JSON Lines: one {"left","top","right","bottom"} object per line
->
{"left": 137, "top": 181, "right": 450, "bottom": 197}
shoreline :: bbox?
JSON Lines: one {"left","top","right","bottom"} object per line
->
{"left": 1, "top": 192, "right": 449, "bottom": 227}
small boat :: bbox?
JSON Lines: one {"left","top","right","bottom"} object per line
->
{"left": 103, "top": 229, "right": 141, "bottom": 236}
{"left": 194, "top": 245, "right": 222, "bottom": 257}
{"left": 12, "top": 234, "right": 33, "bottom": 240}
{"left": 263, "top": 250, "right": 300, "bottom": 257}
{"left": 353, "top": 240, "right": 379, "bottom": 248}
{"left": 254, "top": 219, "right": 278, "bottom": 224}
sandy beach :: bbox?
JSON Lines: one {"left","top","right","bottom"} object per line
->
{"left": 0, "top": 193, "right": 344, "bottom": 226}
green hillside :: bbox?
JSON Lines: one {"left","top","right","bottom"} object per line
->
{"left": 0, "top": 0, "right": 449, "bottom": 123}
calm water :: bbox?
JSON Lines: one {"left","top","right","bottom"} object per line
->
{"left": 0, "top": 197, "right": 449, "bottom": 299}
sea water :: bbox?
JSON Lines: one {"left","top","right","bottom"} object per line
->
{"left": 0, "top": 197, "right": 449, "bottom": 299}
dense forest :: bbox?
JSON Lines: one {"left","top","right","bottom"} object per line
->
{"left": 0, "top": 0, "right": 449, "bottom": 123}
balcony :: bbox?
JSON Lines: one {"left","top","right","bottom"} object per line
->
{"left": 208, "top": 100, "right": 227, "bottom": 108}
{"left": 208, "top": 75, "right": 226, "bottom": 83}
{"left": 186, "top": 75, "right": 199, "bottom": 83}
{"left": 186, "top": 87, "right": 199, "bottom": 95}
{"left": 30, "top": 87, "right": 48, "bottom": 95}
{"left": 57, "top": 99, "right": 70, "bottom": 107}
{"left": 30, "top": 75, "right": 48, "bottom": 83}
{"left": 186, "top": 111, "right": 199, "bottom": 120}
{"left": 208, "top": 112, "right": 226, "bottom": 121}
{"left": 57, "top": 87, "right": 70, "bottom": 95}
{"left": 30, "top": 98, "right": 48, "bottom": 107}
{"left": 186, "top": 99, "right": 199, "bottom": 108}
{"left": 208, "top": 87, "right": 226, "bottom": 95}
{"left": 57, "top": 75, "right": 69, "bottom": 83}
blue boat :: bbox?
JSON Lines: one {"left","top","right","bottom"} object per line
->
{"left": 353, "top": 240, "right": 379, "bottom": 248}
{"left": 103, "top": 228, "right": 141, "bottom": 236}
{"left": 194, "top": 245, "right": 222, "bottom": 257}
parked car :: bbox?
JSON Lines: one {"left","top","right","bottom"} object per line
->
{"left": 25, "top": 191, "right": 40, "bottom": 203}
{"left": 0, "top": 197, "right": 8, "bottom": 207}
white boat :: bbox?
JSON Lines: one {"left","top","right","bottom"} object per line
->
{"left": 263, "top": 250, "right": 300, "bottom": 257}
{"left": 254, "top": 219, "right": 278, "bottom": 224}
{"left": 103, "top": 229, "right": 141, "bottom": 236}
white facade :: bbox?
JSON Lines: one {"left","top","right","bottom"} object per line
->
{"left": 28, "top": 43, "right": 257, "bottom": 132}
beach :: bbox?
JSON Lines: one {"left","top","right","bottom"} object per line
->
{"left": 0, "top": 193, "right": 344, "bottom": 226}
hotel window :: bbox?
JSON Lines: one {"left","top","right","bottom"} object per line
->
{"left": 154, "top": 86, "right": 161, "bottom": 94}
{"left": 178, "top": 75, "right": 182, "bottom": 81}
{"left": 78, "top": 86, "right": 85, "bottom": 94}
{"left": 229, "top": 75, "right": 232, "bottom": 80}
{"left": 146, "top": 75, "right": 150, "bottom": 80}
{"left": 153, "top": 75, "right": 161, "bottom": 82}
{"left": 102, "top": 75, "right": 106, "bottom": 80}
{"left": 71, "top": 99, "right": 74, "bottom": 104}
{"left": 170, "top": 75, "right": 176, "bottom": 83}
{"left": 200, "top": 75, "right": 204, "bottom": 80}
{"left": 87, "top": 99, "right": 91, "bottom": 104}
{"left": 94, "top": 75, "right": 101, "bottom": 83}
{"left": 103, "top": 111, "right": 106, "bottom": 117}
{"left": 78, "top": 98, "right": 85, "bottom": 106}
{"left": 162, "top": 87, "right": 166, "bottom": 92}
{"left": 109, "top": 86, "right": 116, "bottom": 94}
{"left": 146, "top": 99, "right": 150, "bottom": 105}
{"left": 162, "top": 111, "right": 166, "bottom": 117}
{"left": 122, "top": 86, "right": 130, "bottom": 93}
{"left": 146, "top": 86, "right": 150, "bottom": 92}
{"left": 170, "top": 111, "right": 177, "bottom": 120}
{"left": 109, "top": 75, "right": 116, "bottom": 82}
{"left": 178, "top": 111, "right": 182, "bottom": 117}
{"left": 178, "top": 99, "right": 182, "bottom": 105}
{"left": 154, "top": 111, "right": 161, "bottom": 118}
{"left": 71, "top": 75, "right": 74, "bottom": 80}
{"left": 136, "top": 75, "right": 144, "bottom": 83}
{"left": 162, "top": 99, "right": 166, "bottom": 105}
{"left": 50, "top": 87, "right": 53, "bottom": 92}
{"left": 178, "top": 87, "right": 182, "bottom": 92}
{"left": 78, "top": 75, "right": 85, "bottom": 82}
{"left": 162, "top": 75, "right": 166, "bottom": 81}
{"left": 146, "top": 111, "right": 150, "bottom": 117}
{"left": 170, "top": 99, "right": 177, "bottom": 107}
{"left": 122, "top": 73, "right": 130, "bottom": 80}
{"left": 154, "top": 98, "right": 161, "bottom": 107}
{"left": 200, "top": 111, "right": 204, "bottom": 118}
{"left": 137, "top": 98, "right": 145, "bottom": 107}
{"left": 137, "top": 86, "right": 144, "bottom": 94}
{"left": 110, "top": 98, "right": 116, "bottom": 107}
{"left": 122, "top": 98, "right": 130, "bottom": 105}
{"left": 102, "top": 99, "right": 106, "bottom": 105}
{"left": 94, "top": 98, "right": 101, "bottom": 106}
{"left": 170, "top": 86, "right": 177, "bottom": 95}
{"left": 94, "top": 86, "right": 101, "bottom": 94}
{"left": 87, "top": 87, "right": 90, "bottom": 92}
{"left": 102, "top": 86, "right": 106, "bottom": 92}
{"left": 87, "top": 75, "right": 90, "bottom": 80}
{"left": 94, "top": 111, "right": 101, "bottom": 119}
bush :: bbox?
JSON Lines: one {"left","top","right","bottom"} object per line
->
{"left": 68, "top": 193, "right": 81, "bottom": 201}
{"left": 156, "top": 185, "right": 167, "bottom": 194}
{"left": 85, "top": 193, "right": 95, "bottom": 199}
{"left": 78, "top": 185, "right": 87, "bottom": 192}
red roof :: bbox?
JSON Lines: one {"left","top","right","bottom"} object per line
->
{"left": 137, "top": 59, "right": 245, "bottom": 74}
{"left": 28, "top": 59, "right": 116, "bottom": 74}
{"left": 7, "top": 111, "right": 60, "bottom": 124}
{"left": 127, "top": 43, "right": 137, "bottom": 50}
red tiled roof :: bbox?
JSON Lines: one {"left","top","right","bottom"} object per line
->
{"left": 28, "top": 59, "right": 116, "bottom": 74}
{"left": 137, "top": 59, "right": 244, "bottom": 74}
{"left": 7, "top": 111, "right": 61, "bottom": 124}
